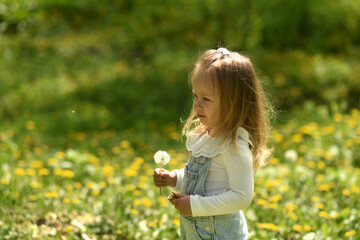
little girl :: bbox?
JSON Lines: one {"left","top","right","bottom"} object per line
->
{"left": 153, "top": 47, "right": 273, "bottom": 239}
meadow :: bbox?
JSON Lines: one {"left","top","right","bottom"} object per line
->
{"left": 1, "top": 0, "right": 360, "bottom": 239}
{"left": 0, "top": 105, "right": 359, "bottom": 239}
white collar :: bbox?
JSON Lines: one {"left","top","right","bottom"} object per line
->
{"left": 185, "top": 127, "right": 253, "bottom": 158}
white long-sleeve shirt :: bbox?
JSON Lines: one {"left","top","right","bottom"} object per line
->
{"left": 172, "top": 127, "right": 254, "bottom": 217}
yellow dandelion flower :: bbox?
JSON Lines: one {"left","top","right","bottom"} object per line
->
{"left": 116, "top": 229, "right": 124, "bottom": 235}
{"left": 12, "top": 151, "right": 21, "bottom": 159}
{"left": 29, "top": 195, "right": 37, "bottom": 201}
{"left": 64, "top": 225, "right": 73, "bottom": 232}
{"left": 44, "top": 191, "right": 58, "bottom": 198}
{"left": 284, "top": 203, "right": 297, "bottom": 212}
{"left": 92, "top": 189, "right": 100, "bottom": 196}
{"left": 63, "top": 198, "right": 71, "bottom": 204}
{"left": 345, "top": 139, "right": 353, "bottom": 147}
{"left": 74, "top": 182, "right": 82, "bottom": 189}
{"left": 130, "top": 209, "right": 138, "bottom": 215}
{"left": 330, "top": 211, "right": 339, "bottom": 219}
{"left": 134, "top": 190, "right": 141, "bottom": 196}
{"left": 72, "top": 197, "right": 80, "bottom": 204}
{"left": 319, "top": 211, "right": 328, "bottom": 218}
{"left": 324, "top": 152, "right": 332, "bottom": 160}
{"left": 267, "top": 203, "right": 278, "bottom": 209}
{"left": 142, "top": 197, "right": 152, "bottom": 207}
{"left": 26, "top": 169, "right": 36, "bottom": 176}
{"left": 133, "top": 199, "right": 142, "bottom": 206}
{"left": 1, "top": 178, "right": 9, "bottom": 185}
{"left": 345, "top": 230, "right": 356, "bottom": 237}
{"left": 342, "top": 189, "right": 351, "bottom": 196}
{"left": 54, "top": 168, "right": 63, "bottom": 175}
{"left": 65, "top": 184, "right": 73, "bottom": 192}
{"left": 31, "top": 180, "right": 41, "bottom": 188}
{"left": 30, "top": 160, "right": 43, "bottom": 169}
{"left": 140, "top": 176, "right": 148, "bottom": 182}
{"left": 271, "top": 131, "right": 283, "bottom": 143}
{"left": 134, "top": 157, "right": 144, "bottom": 165}
{"left": 269, "top": 194, "right": 283, "bottom": 203}
{"left": 173, "top": 219, "right": 180, "bottom": 226}
{"left": 256, "top": 223, "right": 279, "bottom": 231}
{"left": 112, "top": 146, "right": 121, "bottom": 154}
{"left": 158, "top": 197, "right": 168, "bottom": 207}
{"left": 351, "top": 184, "right": 360, "bottom": 193}
{"left": 307, "top": 161, "right": 315, "bottom": 168}
{"left": 316, "top": 174, "right": 325, "bottom": 181}
{"left": 323, "top": 125, "right": 335, "bottom": 134}
{"left": 34, "top": 147, "right": 43, "bottom": 156}
{"left": 255, "top": 199, "right": 267, "bottom": 206}
{"left": 107, "top": 178, "right": 114, "bottom": 184}
{"left": 317, "top": 184, "right": 330, "bottom": 191}
{"left": 292, "top": 224, "right": 302, "bottom": 232}
{"left": 48, "top": 158, "right": 57, "bottom": 166}
{"left": 123, "top": 168, "right": 137, "bottom": 177}
{"left": 280, "top": 185, "right": 289, "bottom": 192}
{"left": 315, "top": 203, "right": 324, "bottom": 209}
{"left": 304, "top": 225, "right": 311, "bottom": 231}
{"left": 311, "top": 196, "right": 320, "bottom": 202}
{"left": 62, "top": 169, "right": 74, "bottom": 178}
{"left": 99, "top": 182, "right": 107, "bottom": 189}
{"left": 127, "top": 184, "right": 135, "bottom": 191}
{"left": 26, "top": 121, "right": 36, "bottom": 130}
{"left": 270, "top": 158, "right": 279, "bottom": 165}
{"left": 14, "top": 168, "right": 25, "bottom": 176}
{"left": 38, "top": 168, "right": 50, "bottom": 176}
{"left": 292, "top": 133, "right": 303, "bottom": 143}
{"left": 56, "top": 151, "right": 65, "bottom": 159}
{"left": 120, "top": 140, "right": 130, "bottom": 148}
{"left": 333, "top": 113, "right": 342, "bottom": 122}
{"left": 265, "top": 179, "right": 282, "bottom": 190}
{"left": 317, "top": 161, "right": 326, "bottom": 170}
{"left": 102, "top": 164, "right": 114, "bottom": 177}
{"left": 138, "top": 182, "right": 147, "bottom": 189}
{"left": 89, "top": 156, "right": 100, "bottom": 165}
{"left": 86, "top": 181, "right": 95, "bottom": 189}
{"left": 289, "top": 212, "right": 298, "bottom": 221}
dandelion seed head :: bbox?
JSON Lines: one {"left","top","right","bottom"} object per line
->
{"left": 154, "top": 150, "right": 170, "bottom": 165}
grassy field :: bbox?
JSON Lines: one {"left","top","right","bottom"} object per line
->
{"left": 1, "top": 1, "right": 359, "bottom": 239}
{"left": 0, "top": 106, "right": 359, "bottom": 239}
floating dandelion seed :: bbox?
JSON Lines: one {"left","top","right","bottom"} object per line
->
{"left": 72, "top": 110, "right": 75, "bottom": 114}
{"left": 154, "top": 150, "right": 170, "bottom": 195}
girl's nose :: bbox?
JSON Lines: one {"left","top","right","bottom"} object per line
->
{"left": 194, "top": 99, "right": 201, "bottom": 109}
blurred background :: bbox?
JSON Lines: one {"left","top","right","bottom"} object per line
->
{"left": 0, "top": 0, "right": 359, "bottom": 239}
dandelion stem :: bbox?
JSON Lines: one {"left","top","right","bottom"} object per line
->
{"left": 160, "top": 162, "right": 162, "bottom": 195}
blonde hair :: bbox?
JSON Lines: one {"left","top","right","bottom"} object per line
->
{"left": 182, "top": 48, "right": 275, "bottom": 170}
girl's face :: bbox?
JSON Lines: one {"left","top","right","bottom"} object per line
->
{"left": 192, "top": 79, "right": 219, "bottom": 134}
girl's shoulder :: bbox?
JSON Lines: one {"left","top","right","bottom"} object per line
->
{"left": 185, "top": 127, "right": 253, "bottom": 158}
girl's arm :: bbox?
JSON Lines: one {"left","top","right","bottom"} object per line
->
{"left": 190, "top": 143, "right": 254, "bottom": 217}
{"left": 171, "top": 168, "right": 184, "bottom": 193}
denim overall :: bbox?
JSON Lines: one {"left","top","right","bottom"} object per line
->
{"left": 179, "top": 154, "right": 249, "bottom": 240}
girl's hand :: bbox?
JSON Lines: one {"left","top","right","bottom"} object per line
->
{"left": 169, "top": 195, "right": 192, "bottom": 216}
{"left": 153, "top": 168, "right": 177, "bottom": 188}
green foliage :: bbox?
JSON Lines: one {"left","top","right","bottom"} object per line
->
{"left": 0, "top": 1, "right": 360, "bottom": 238}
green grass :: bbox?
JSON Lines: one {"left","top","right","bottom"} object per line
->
{"left": 0, "top": 107, "right": 359, "bottom": 239}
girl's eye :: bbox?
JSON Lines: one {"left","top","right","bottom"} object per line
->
{"left": 204, "top": 97, "right": 210, "bottom": 101}
{"left": 193, "top": 93, "right": 197, "bottom": 98}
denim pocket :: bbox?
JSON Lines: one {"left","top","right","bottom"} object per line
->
{"left": 182, "top": 167, "right": 198, "bottom": 195}
{"left": 194, "top": 220, "right": 212, "bottom": 240}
